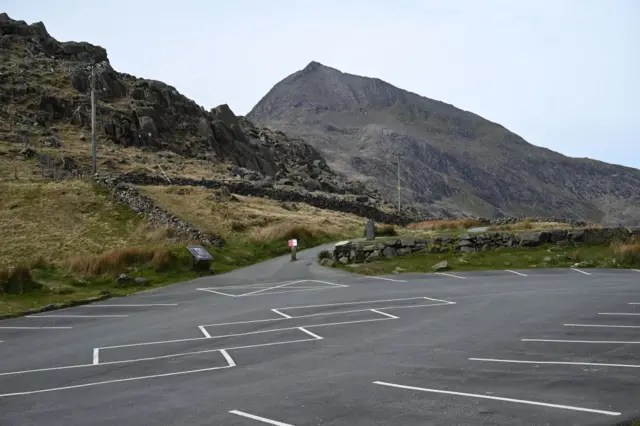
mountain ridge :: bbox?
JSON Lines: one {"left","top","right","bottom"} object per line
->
{"left": 247, "top": 61, "right": 640, "bottom": 224}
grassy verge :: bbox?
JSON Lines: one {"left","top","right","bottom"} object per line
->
{"left": 0, "top": 180, "right": 362, "bottom": 316}
{"left": 340, "top": 242, "right": 639, "bottom": 276}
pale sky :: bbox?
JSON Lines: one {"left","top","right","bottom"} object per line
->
{"left": 4, "top": 0, "right": 639, "bottom": 168}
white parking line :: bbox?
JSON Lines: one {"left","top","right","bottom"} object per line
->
{"left": 196, "top": 288, "right": 239, "bottom": 297}
{"left": 229, "top": 410, "right": 293, "bottom": 426}
{"left": 220, "top": 349, "right": 236, "bottom": 367}
{"left": 565, "top": 323, "right": 640, "bottom": 329}
{"left": 505, "top": 270, "right": 528, "bottom": 277}
{"left": 469, "top": 357, "right": 640, "bottom": 369}
{"left": 93, "top": 348, "right": 100, "bottom": 365}
{"left": 0, "top": 326, "right": 73, "bottom": 330}
{"left": 26, "top": 315, "right": 128, "bottom": 318}
{"left": 370, "top": 309, "right": 399, "bottom": 319}
{"left": 297, "top": 327, "right": 323, "bottom": 340}
{"left": 198, "top": 325, "right": 212, "bottom": 338}
{"left": 522, "top": 339, "right": 640, "bottom": 344}
{"left": 571, "top": 268, "right": 591, "bottom": 276}
{"left": 629, "top": 303, "right": 640, "bottom": 305}
{"left": 277, "top": 296, "right": 446, "bottom": 311}
{"left": 271, "top": 309, "right": 291, "bottom": 319}
{"left": 87, "top": 304, "right": 178, "bottom": 307}
{"left": 373, "top": 381, "right": 620, "bottom": 416}
{"left": 633, "top": 269, "right": 640, "bottom": 273}
{"left": 598, "top": 312, "right": 640, "bottom": 316}
{"left": 366, "top": 276, "right": 407, "bottom": 282}
{"left": 238, "top": 280, "right": 306, "bottom": 297}
{"left": 0, "top": 363, "right": 235, "bottom": 398}
{"left": 435, "top": 272, "right": 466, "bottom": 279}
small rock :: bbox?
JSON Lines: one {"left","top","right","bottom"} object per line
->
{"left": 116, "top": 273, "right": 132, "bottom": 284}
{"left": 134, "top": 277, "right": 149, "bottom": 286}
{"left": 459, "top": 257, "right": 470, "bottom": 264}
{"left": 432, "top": 260, "right": 449, "bottom": 271}
{"left": 99, "top": 290, "right": 112, "bottom": 297}
{"left": 219, "top": 186, "right": 231, "bottom": 197}
{"left": 320, "top": 258, "right": 336, "bottom": 267}
{"left": 392, "top": 267, "right": 406, "bottom": 274}
{"left": 543, "top": 256, "right": 552, "bottom": 263}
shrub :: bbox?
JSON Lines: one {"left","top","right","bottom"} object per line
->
{"left": 0, "top": 265, "right": 43, "bottom": 294}
{"left": 375, "top": 224, "right": 397, "bottom": 236}
{"left": 613, "top": 239, "right": 640, "bottom": 267}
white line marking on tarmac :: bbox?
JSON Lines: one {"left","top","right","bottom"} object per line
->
{"left": 196, "top": 288, "right": 239, "bottom": 297}
{"left": 26, "top": 314, "right": 128, "bottom": 318}
{"left": 565, "top": 323, "right": 640, "bottom": 329}
{"left": 373, "top": 381, "right": 620, "bottom": 416}
{"left": 469, "top": 357, "right": 640, "bottom": 369}
{"left": 370, "top": 309, "right": 398, "bottom": 319}
{"left": 219, "top": 349, "right": 236, "bottom": 367}
{"left": 598, "top": 312, "right": 640, "bottom": 316}
{"left": 0, "top": 326, "right": 72, "bottom": 330}
{"left": 633, "top": 269, "right": 640, "bottom": 272}
{"left": 2, "top": 337, "right": 317, "bottom": 377}
{"left": 229, "top": 410, "right": 293, "bottom": 426}
{"left": 242, "top": 288, "right": 338, "bottom": 297}
{"left": 435, "top": 272, "right": 466, "bottom": 279}
{"left": 87, "top": 304, "right": 178, "bottom": 307}
{"left": 271, "top": 309, "right": 292, "bottom": 318}
{"left": 505, "top": 270, "right": 528, "bottom": 276}
{"left": 571, "top": 268, "right": 592, "bottom": 275}
{"left": 297, "top": 327, "right": 323, "bottom": 340}
{"left": 629, "top": 303, "right": 640, "bottom": 305}
{"left": 198, "top": 325, "right": 212, "bottom": 338}
{"left": 92, "top": 348, "right": 100, "bottom": 365}
{"left": 522, "top": 339, "right": 640, "bottom": 344}
{"left": 238, "top": 280, "right": 306, "bottom": 297}
{"left": 366, "top": 276, "right": 407, "bottom": 282}
{"left": 278, "top": 296, "right": 433, "bottom": 310}
{"left": 0, "top": 364, "right": 235, "bottom": 398}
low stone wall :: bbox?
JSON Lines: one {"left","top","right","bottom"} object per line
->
{"left": 333, "top": 227, "right": 640, "bottom": 264}
{"left": 94, "top": 175, "right": 224, "bottom": 247}
{"left": 113, "top": 171, "right": 413, "bottom": 225}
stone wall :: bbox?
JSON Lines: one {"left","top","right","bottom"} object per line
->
{"left": 94, "top": 175, "right": 224, "bottom": 247}
{"left": 114, "top": 171, "right": 414, "bottom": 225}
{"left": 333, "top": 227, "right": 640, "bottom": 264}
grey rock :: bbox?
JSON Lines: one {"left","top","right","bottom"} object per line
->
{"left": 116, "top": 273, "right": 132, "bottom": 284}
{"left": 432, "top": 260, "right": 449, "bottom": 271}
{"left": 382, "top": 246, "right": 396, "bottom": 258}
{"left": 134, "top": 277, "right": 149, "bottom": 286}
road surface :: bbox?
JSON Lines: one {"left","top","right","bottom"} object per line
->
{"left": 0, "top": 243, "right": 639, "bottom": 425}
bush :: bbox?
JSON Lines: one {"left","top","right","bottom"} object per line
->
{"left": 375, "top": 224, "right": 397, "bottom": 236}
{"left": 613, "top": 239, "right": 640, "bottom": 267}
{"left": 65, "top": 246, "right": 181, "bottom": 277}
{"left": 0, "top": 265, "right": 43, "bottom": 294}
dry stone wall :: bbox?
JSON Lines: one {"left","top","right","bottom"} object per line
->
{"left": 333, "top": 227, "right": 640, "bottom": 264}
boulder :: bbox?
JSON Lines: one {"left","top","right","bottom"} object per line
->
{"left": 432, "top": 260, "right": 449, "bottom": 271}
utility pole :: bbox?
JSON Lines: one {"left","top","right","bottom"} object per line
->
{"left": 397, "top": 150, "right": 401, "bottom": 213}
{"left": 90, "top": 63, "right": 97, "bottom": 175}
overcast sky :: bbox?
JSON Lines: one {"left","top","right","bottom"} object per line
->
{"left": 5, "top": 0, "right": 639, "bottom": 168}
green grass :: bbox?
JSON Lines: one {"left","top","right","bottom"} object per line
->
{"left": 341, "top": 244, "right": 634, "bottom": 276}
{"left": 0, "top": 232, "right": 351, "bottom": 317}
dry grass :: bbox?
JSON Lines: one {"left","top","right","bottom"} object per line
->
{"left": 138, "top": 185, "right": 365, "bottom": 241}
{"left": 0, "top": 179, "right": 176, "bottom": 267}
{"left": 0, "top": 263, "right": 43, "bottom": 294}
{"left": 408, "top": 218, "right": 483, "bottom": 231}
{"left": 487, "top": 220, "right": 570, "bottom": 232}
{"left": 65, "top": 246, "right": 179, "bottom": 277}
{"left": 613, "top": 238, "right": 640, "bottom": 266}
{"left": 251, "top": 223, "right": 328, "bottom": 244}
{"left": 375, "top": 224, "right": 398, "bottom": 236}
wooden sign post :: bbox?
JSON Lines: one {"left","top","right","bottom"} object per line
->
{"left": 288, "top": 238, "right": 298, "bottom": 261}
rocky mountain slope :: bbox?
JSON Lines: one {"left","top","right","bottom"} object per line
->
{"left": 248, "top": 61, "right": 640, "bottom": 225}
{"left": 0, "top": 14, "right": 396, "bottom": 213}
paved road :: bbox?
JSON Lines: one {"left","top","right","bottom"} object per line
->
{"left": 0, "top": 244, "right": 639, "bottom": 426}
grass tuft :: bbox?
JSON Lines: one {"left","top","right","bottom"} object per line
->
{"left": 613, "top": 238, "right": 640, "bottom": 267}
{"left": 408, "top": 219, "right": 483, "bottom": 231}
{"left": 65, "top": 246, "right": 181, "bottom": 278}
{"left": 0, "top": 264, "right": 43, "bottom": 294}
{"left": 375, "top": 224, "right": 397, "bottom": 236}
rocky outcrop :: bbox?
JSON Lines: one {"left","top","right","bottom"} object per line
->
{"left": 333, "top": 227, "right": 640, "bottom": 264}
{"left": 94, "top": 175, "right": 224, "bottom": 247}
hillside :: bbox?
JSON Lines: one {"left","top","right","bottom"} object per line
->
{"left": 247, "top": 61, "right": 640, "bottom": 225}
{"left": 0, "top": 13, "right": 406, "bottom": 217}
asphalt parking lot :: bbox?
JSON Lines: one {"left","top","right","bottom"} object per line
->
{"left": 0, "top": 245, "right": 638, "bottom": 426}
